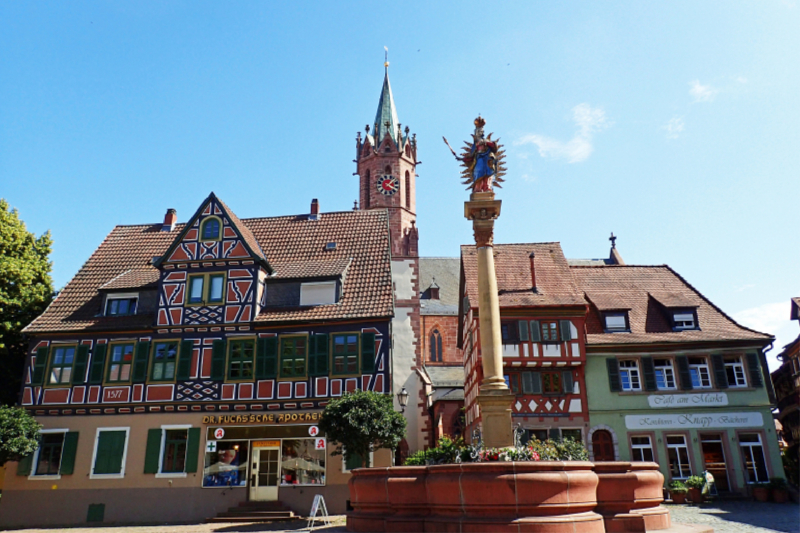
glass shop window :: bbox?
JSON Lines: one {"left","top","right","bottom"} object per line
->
{"left": 203, "top": 441, "right": 249, "bottom": 488}
{"left": 281, "top": 439, "right": 326, "bottom": 486}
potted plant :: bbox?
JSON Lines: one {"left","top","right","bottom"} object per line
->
{"left": 668, "top": 480, "right": 688, "bottom": 504}
{"left": 770, "top": 478, "right": 789, "bottom": 503}
{"left": 752, "top": 482, "right": 771, "bottom": 502}
{"left": 685, "top": 475, "right": 705, "bottom": 503}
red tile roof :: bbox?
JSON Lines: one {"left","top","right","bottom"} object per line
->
{"left": 571, "top": 265, "right": 772, "bottom": 345}
{"left": 24, "top": 210, "right": 393, "bottom": 333}
{"left": 461, "top": 243, "right": 585, "bottom": 308}
{"left": 271, "top": 258, "right": 352, "bottom": 280}
{"left": 99, "top": 268, "right": 160, "bottom": 290}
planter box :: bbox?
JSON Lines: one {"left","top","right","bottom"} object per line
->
{"left": 348, "top": 461, "right": 670, "bottom": 533}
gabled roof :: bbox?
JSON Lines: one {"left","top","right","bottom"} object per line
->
{"left": 419, "top": 257, "right": 460, "bottom": 316}
{"left": 24, "top": 209, "right": 393, "bottom": 333}
{"left": 571, "top": 265, "right": 773, "bottom": 345}
{"left": 461, "top": 243, "right": 586, "bottom": 309}
{"left": 154, "top": 192, "right": 271, "bottom": 272}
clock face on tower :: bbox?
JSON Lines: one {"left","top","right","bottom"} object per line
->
{"left": 377, "top": 175, "right": 400, "bottom": 196}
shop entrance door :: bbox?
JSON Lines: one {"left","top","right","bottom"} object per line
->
{"left": 700, "top": 434, "right": 730, "bottom": 492}
{"left": 250, "top": 445, "right": 280, "bottom": 501}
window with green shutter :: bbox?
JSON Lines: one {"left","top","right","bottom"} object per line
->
{"left": 31, "top": 346, "right": 49, "bottom": 386}
{"left": 73, "top": 345, "right": 90, "bottom": 385}
{"left": 176, "top": 340, "right": 195, "bottom": 381}
{"left": 332, "top": 334, "right": 358, "bottom": 375}
{"left": 210, "top": 339, "right": 227, "bottom": 380}
{"left": 150, "top": 341, "right": 178, "bottom": 382}
{"left": 92, "top": 429, "right": 128, "bottom": 476}
{"left": 361, "top": 332, "right": 376, "bottom": 373}
{"left": 280, "top": 336, "right": 307, "bottom": 378}
{"left": 47, "top": 346, "right": 77, "bottom": 386}
{"left": 310, "top": 333, "right": 330, "bottom": 377}
{"left": 89, "top": 344, "right": 108, "bottom": 384}
{"left": 227, "top": 339, "right": 255, "bottom": 380}
{"left": 132, "top": 341, "right": 151, "bottom": 383}
{"left": 31, "top": 431, "right": 78, "bottom": 477}
{"left": 105, "top": 343, "right": 135, "bottom": 384}
{"left": 255, "top": 337, "right": 277, "bottom": 379}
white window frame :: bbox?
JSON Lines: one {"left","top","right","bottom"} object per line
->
{"left": 619, "top": 359, "right": 642, "bottom": 391}
{"left": 341, "top": 445, "right": 373, "bottom": 473}
{"left": 90, "top": 427, "right": 131, "bottom": 479}
{"left": 739, "top": 433, "right": 770, "bottom": 484}
{"left": 28, "top": 428, "right": 68, "bottom": 481}
{"left": 300, "top": 281, "right": 337, "bottom": 306}
{"left": 688, "top": 357, "right": 712, "bottom": 389}
{"left": 630, "top": 435, "right": 654, "bottom": 462}
{"left": 666, "top": 435, "right": 691, "bottom": 480}
{"left": 724, "top": 356, "right": 748, "bottom": 388}
{"left": 155, "top": 424, "right": 191, "bottom": 478}
{"left": 672, "top": 312, "right": 696, "bottom": 330}
{"left": 654, "top": 358, "right": 677, "bottom": 390}
{"left": 603, "top": 312, "right": 628, "bottom": 332}
{"left": 104, "top": 292, "right": 139, "bottom": 316}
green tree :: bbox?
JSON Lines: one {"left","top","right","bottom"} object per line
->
{"left": 0, "top": 199, "right": 54, "bottom": 405}
{"left": 319, "top": 390, "right": 406, "bottom": 468}
{"left": 0, "top": 406, "right": 40, "bottom": 465}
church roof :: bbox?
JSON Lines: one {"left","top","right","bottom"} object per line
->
{"left": 372, "top": 69, "right": 400, "bottom": 145}
{"left": 419, "top": 257, "right": 460, "bottom": 316}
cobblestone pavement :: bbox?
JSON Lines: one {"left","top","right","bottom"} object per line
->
{"left": 666, "top": 501, "right": 800, "bottom": 533}
{"left": 3, "top": 505, "right": 799, "bottom": 533}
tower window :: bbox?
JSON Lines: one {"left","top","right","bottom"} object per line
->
{"left": 200, "top": 218, "right": 221, "bottom": 241}
{"left": 429, "top": 329, "right": 442, "bottom": 362}
{"left": 405, "top": 170, "right": 411, "bottom": 209}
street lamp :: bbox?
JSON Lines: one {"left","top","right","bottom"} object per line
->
{"left": 397, "top": 387, "right": 409, "bottom": 413}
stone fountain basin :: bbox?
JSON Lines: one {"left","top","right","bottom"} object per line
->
{"left": 347, "top": 461, "right": 670, "bottom": 533}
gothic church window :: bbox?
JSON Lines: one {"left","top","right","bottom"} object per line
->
{"left": 429, "top": 329, "right": 442, "bottom": 362}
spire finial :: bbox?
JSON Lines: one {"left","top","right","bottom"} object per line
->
{"left": 609, "top": 232, "right": 617, "bottom": 249}
{"left": 384, "top": 46, "right": 389, "bottom": 69}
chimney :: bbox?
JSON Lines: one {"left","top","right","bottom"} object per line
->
{"left": 162, "top": 208, "right": 177, "bottom": 232}
{"left": 529, "top": 252, "right": 537, "bottom": 292}
{"left": 309, "top": 199, "right": 319, "bottom": 220}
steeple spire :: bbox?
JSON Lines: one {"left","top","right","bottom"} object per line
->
{"left": 373, "top": 50, "right": 399, "bottom": 145}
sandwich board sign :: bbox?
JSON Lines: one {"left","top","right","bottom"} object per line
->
{"left": 306, "top": 494, "right": 328, "bottom": 531}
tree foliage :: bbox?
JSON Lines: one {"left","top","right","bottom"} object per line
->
{"left": 0, "top": 405, "right": 41, "bottom": 465}
{"left": 0, "top": 199, "right": 54, "bottom": 405}
{"left": 319, "top": 390, "right": 406, "bottom": 468}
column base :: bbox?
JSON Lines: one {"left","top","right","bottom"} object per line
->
{"left": 476, "top": 390, "right": 515, "bottom": 449}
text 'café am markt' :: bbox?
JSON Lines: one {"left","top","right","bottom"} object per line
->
{"left": 0, "top": 63, "right": 787, "bottom": 528}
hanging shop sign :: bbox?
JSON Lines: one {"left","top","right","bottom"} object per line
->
{"left": 625, "top": 412, "right": 763, "bottom": 430}
{"left": 202, "top": 412, "right": 321, "bottom": 425}
{"left": 647, "top": 392, "right": 728, "bottom": 409}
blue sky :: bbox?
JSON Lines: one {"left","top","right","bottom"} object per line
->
{"left": 2, "top": 1, "right": 798, "bottom": 368}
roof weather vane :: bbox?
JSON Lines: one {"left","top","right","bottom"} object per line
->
{"left": 610, "top": 232, "right": 617, "bottom": 249}
{"left": 384, "top": 46, "right": 389, "bottom": 69}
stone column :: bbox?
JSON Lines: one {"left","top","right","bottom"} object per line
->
{"left": 464, "top": 191, "right": 515, "bottom": 448}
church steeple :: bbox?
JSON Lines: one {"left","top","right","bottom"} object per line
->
{"left": 372, "top": 67, "right": 400, "bottom": 146}
{"left": 355, "top": 60, "right": 418, "bottom": 258}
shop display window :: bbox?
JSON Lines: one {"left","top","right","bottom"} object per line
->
{"left": 281, "top": 439, "right": 325, "bottom": 485}
{"left": 203, "top": 441, "right": 249, "bottom": 487}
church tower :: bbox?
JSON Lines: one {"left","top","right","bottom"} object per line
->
{"left": 356, "top": 62, "right": 418, "bottom": 258}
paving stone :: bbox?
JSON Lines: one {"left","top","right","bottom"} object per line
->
{"left": 666, "top": 501, "right": 800, "bottom": 533}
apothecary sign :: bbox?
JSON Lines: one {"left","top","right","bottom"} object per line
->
{"left": 626, "top": 412, "right": 763, "bottom": 430}
{"left": 647, "top": 392, "right": 728, "bottom": 409}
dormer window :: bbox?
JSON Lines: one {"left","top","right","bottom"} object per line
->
{"left": 429, "top": 279, "right": 440, "bottom": 300}
{"left": 200, "top": 217, "right": 221, "bottom": 241}
{"left": 603, "top": 312, "right": 629, "bottom": 333}
{"left": 300, "top": 281, "right": 336, "bottom": 306}
{"left": 672, "top": 309, "right": 698, "bottom": 331}
{"left": 105, "top": 294, "right": 138, "bottom": 316}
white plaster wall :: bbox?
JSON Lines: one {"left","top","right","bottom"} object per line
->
{"left": 391, "top": 259, "right": 416, "bottom": 300}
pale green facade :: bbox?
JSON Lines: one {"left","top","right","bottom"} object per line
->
{"left": 586, "top": 351, "right": 784, "bottom": 496}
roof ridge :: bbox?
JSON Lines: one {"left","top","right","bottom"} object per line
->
{"left": 570, "top": 264, "right": 670, "bottom": 269}
{"left": 239, "top": 209, "right": 387, "bottom": 222}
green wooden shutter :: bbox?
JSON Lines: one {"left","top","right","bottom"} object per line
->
{"left": 641, "top": 356, "right": 658, "bottom": 391}
{"left": 31, "top": 347, "right": 49, "bottom": 386}
{"left": 184, "top": 428, "right": 201, "bottom": 473}
{"left": 711, "top": 354, "right": 728, "bottom": 389}
{"left": 311, "top": 334, "right": 329, "bottom": 377}
{"left": 72, "top": 345, "right": 90, "bottom": 385}
{"left": 210, "top": 340, "right": 226, "bottom": 380}
{"left": 529, "top": 321, "right": 541, "bottom": 342}
{"left": 559, "top": 320, "right": 572, "bottom": 341}
{"left": 176, "top": 340, "right": 194, "bottom": 381}
{"left": 89, "top": 344, "right": 107, "bottom": 384}
{"left": 144, "top": 429, "right": 163, "bottom": 474}
{"left": 562, "top": 371, "right": 574, "bottom": 394}
{"left": 255, "top": 338, "right": 268, "bottom": 379}
{"left": 59, "top": 432, "right": 79, "bottom": 475}
{"left": 675, "top": 356, "right": 693, "bottom": 390}
{"left": 745, "top": 353, "right": 764, "bottom": 388}
{"left": 16, "top": 454, "right": 33, "bottom": 476}
{"left": 518, "top": 320, "right": 529, "bottom": 342}
{"left": 132, "top": 341, "right": 151, "bottom": 383}
{"left": 361, "top": 332, "right": 376, "bottom": 373}
{"left": 94, "top": 430, "right": 126, "bottom": 475}
{"left": 606, "top": 358, "right": 621, "bottom": 392}
{"left": 263, "top": 337, "right": 278, "bottom": 379}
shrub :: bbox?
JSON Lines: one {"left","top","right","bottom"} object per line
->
{"left": 402, "top": 435, "right": 589, "bottom": 465}
{"left": 668, "top": 480, "right": 688, "bottom": 493}
{"left": 768, "top": 478, "right": 787, "bottom": 490}
{"left": 685, "top": 475, "right": 705, "bottom": 489}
